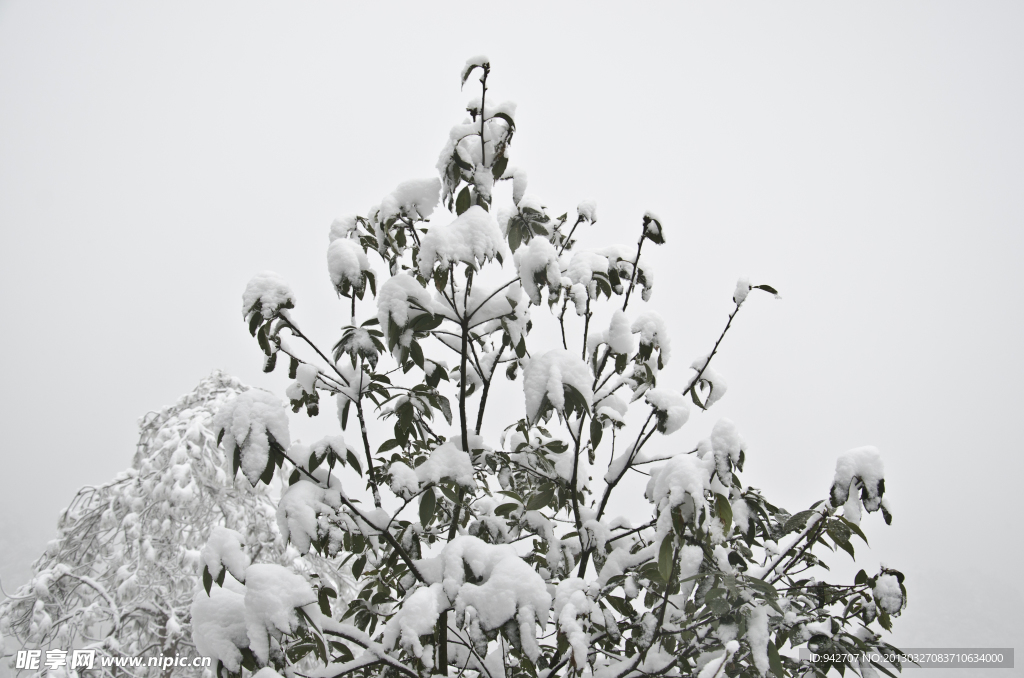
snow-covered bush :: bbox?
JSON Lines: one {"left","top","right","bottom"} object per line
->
{"left": 0, "top": 372, "right": 348, "bottom": 677}
{"left": 200, "top": 59, "right": 907, "bottom": 678}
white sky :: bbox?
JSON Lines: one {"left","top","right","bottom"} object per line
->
{"left": 1, "top": 1, "right": 1022, "bottom": 664}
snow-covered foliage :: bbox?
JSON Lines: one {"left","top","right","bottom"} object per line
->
{"left": 197, "top": 61, "right": 907, "bottom": 678}
{"left": 0, "top": 373, "right": 348, "bottom": 678}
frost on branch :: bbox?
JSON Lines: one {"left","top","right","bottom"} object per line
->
{"left": 0, "top": 373, "right": 340, "bottom": 678}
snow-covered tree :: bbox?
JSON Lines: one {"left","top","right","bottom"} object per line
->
{"left": 198, "top": 58, "right": 907, "bottom": 678}
{"left": 0, "top": 372, "right": 348, "bottom": 677}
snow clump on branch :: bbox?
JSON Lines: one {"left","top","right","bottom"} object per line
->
{"left": 522, "top": 349, "right": 593, "bottom": 423}
{"left": 242, "top": 271, "right": 295, "bottom": 320}
{"left": 418, "top": 206, "right": 506, "bottom": 279}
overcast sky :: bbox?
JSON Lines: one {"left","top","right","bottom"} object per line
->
{"left": 1, "top": 2, "right": 1022, "bottom": 668}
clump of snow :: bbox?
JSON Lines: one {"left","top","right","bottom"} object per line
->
{"left": 631, "top": 311, "right": 671, "bottom": 365}
{"left": 522, "top": 350, "right": 594, "bottom": 423}
{"left": 379, "top": 178, "right": 441, "bottom": 224}
{"left": 690, "top": 354, "right": 728, "bottom": 408}
{"left": 191, "top": 580, "right": 248, "bottom": 672}
{"left": 567, "top": 250, "right": 610, "bottom": 298}
{"left": 242, "top": 271, "right": 295, "bottom": 320}
{"left": 515, "top": 236, "right": 562, "bottom": 305}
{"left": 830, "top": 446, "right": 885, "bottom": 513}
{"left": 382, "top": 583, "right": 443, "bottom": 666}
{"left": 646, "top": 454, "right": 714, "bottom": 529}
{"left": 644, "top": 388, "right": 689, "bottom": 434}
{"left": 243, "top": 564, "right": 317, "bottom": 664}
{"left": 201, "top": 526, "right": 250, "bottom": 582}
{"left": 607, "top": 310, "right": 635, "bottom": 355}
{"left": 388, "top": 461, "right": 420, "bottom": 498}
{"left": 327, "top": 239, "right": 370, "bottom": 294}
{"left": 596, "top": 245, "right": 654, "bottom": 301}
{"left": 418, "top": 206, "right": 505, "bottom": 279}
{"left": 376, "top": 273, "right": 434, "bottom": 330}
{"left": 577, "top": 200, "right": 597, "bottom": 223}
{"left": 461, "top": 55, "right": 490, "bottom": 85}
{"left": 643, "top": 211, "right": 664, "bottom": 243}
{"left": 697, "top": 640, "right": 739, "bottom": 678}
{"left": 329, "top": 215, "right": 358, "bottom": 242}
{"left": 414, "top": 440, "right": 477, "bottom": 489}
{"left": 510, "top": 168, "right": 528, "bottom": 205}
{"left": 212, "top": 391, "right": 290, "bottom": 485}
{"left": 276, "top": 480, "right": 340, "bottom": 553}
{"left": 872, "top": 574, "right": 904, "bottom": 615}
{"left": 707, "top": 419, "right": 744, "bottom": 485}
{"left": 745, "top": 604, "right": 771, "bottom": 676}
{"left": 733, "top": 277, "right": 751, "bottom": 305}
{"left": 415, "top": 535, "right": 551, "bottom": 661}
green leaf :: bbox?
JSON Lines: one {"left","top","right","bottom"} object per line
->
{"left": 715, "top": 493, "right": 733, "bottom": 533}
{"left": 437, "top": 396, "right": 453, "bottom": 425}
{"left": 854, "top": 569, "right": 868, "bottom": 586}
{"left": 494, "top": 502, "right": 520, "bottom": 517}
{"left": 658, "top": 536, "right": 675, "bottom": 582}
{"left": 526, "top": 486, "right": 555, "bottom": 511}
{"left": 419, "top": 488, "right": 436, "bottom": 526}
{"left": 456, "top": 186, "right": 471, "bottom": 216}
{"left": 690, "top": 387, "right": 706, "bottom": 410}
{"left": 352, "top": 555, "right": 366, "bottom": 579}
{"left": 767, "top": 641, "right": 786, "bottom": 677}
{"left": 783, "top": 510, "right": 816, "bottom": 534}
{"left": 754, "top": 284, "right": 779, "bottom": 295}
{"left": 347, "top": 449, "right": 363, "bottom": 476}
{"left": 202, "top": 566, "right": 213, "bottom": 595}
{"left": 590, "top": 419, "right": 604, "bottom": 449}
{"left": 508, "top": 223, "right": 523, "bottom": 253}
{"left": 248, "top": 312, "right": 262, "bottom": 336}
{"left": 410, "top": 341, "right": 425, "bottom": 370}
{"left": 491, "top": 154, "right": 508, "bottom": 180}
{"left": 378, "top": 439, "right": 400, "bottom": 454}
{"left": 489, "top": 111, "right": 516, "bottom": 132}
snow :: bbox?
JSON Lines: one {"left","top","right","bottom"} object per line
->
{"left": 643, "top": 211, "right": 664, "bottom": 242}
{"left": 577, "top": 199, "right": 598, "bottom": 223}
{"left": 631, "top": 311, "right": 671, "bottom": 364}
{"left": 596, "top": 245, "right": 654, "bottom": 301}
{"left": 872, "top": 574, "right": 904, "bottom": 614}
{"left": 522, "top": 349, "right": 594, "bottom": 423}
{"left": 646, "top": 453, "right": 714, "bottom": 529}
{"left": 276, "top": 480, "right": 339, "bottom": 553}
{"left": 212, "top": 390, "right": 291, "bottom": 485}
{"left": 242, "top": 271, "right": 295, "bottom": 319}
{"left": 418, "top": 206, "right": 506, "bottom": 278}
{"left": 514, "top": 236, "right": 561, "bottom": 305}
{"left": 414, "top": 440, "right": 477, "bottom": 489}
{"left": 382, "top": 583, "right": 443, "bottom": 665}
{"left": 553, "top": 578, "right": 597, "bottom": 668}
{"left": 376, "top": 273, "right": 434, "bottom": 330}
{"left": 709, "top": 419, "right": 744, "bottom": 485}
{"left": 190, "top": 580, "right": 248, "bottom": 672}
{"left": 691, "top": 354, "right": 728, "bottom": 408}
{"left": 201, "top": 526, "right": 250, "bottom": 583}
{"left": 697, "top": 640, "right": 740, "bottom": 678}
{"left": 327, "top": 238, "right": 370, "bottom": 292}
{"left": 329, "top": 215, "right": 358, "bottom": 242}
{"left": 379, "top": 178, "right": 441, "bottom": 224}
{"left": 831, "top": 446, "right": 885, "bottom": 512}
{"left": 388, "top": 461, "right": 420, "bottom": 498}
{"left": 243, "top": 563, "right": 317, "bottom": 664}
{"left": 296, "top": 363, "right": 320, "bottom": 394}
{"left": 415, "top": 535, "right": 551, "bottom": 662}
{"left": 509, "top": 168, "right": 528, "bottom": 205}
{"left": 745, "top": 604, "right": 771, "bottom": 676}
{"left": 733, "top": 277, "right": 751, "bottom": 305}
{"left": 644, "top": 388, "right": 690, "bottom": 434}
{"left": 461, "top": 55, "right": 490, "bottom": 84}
{"left": 607, "top": 310, "right": 635, "bottom": 354}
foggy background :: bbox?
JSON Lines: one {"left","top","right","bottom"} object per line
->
{"left": 1, "top": 2, "right": 1021, "bottom": 673}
